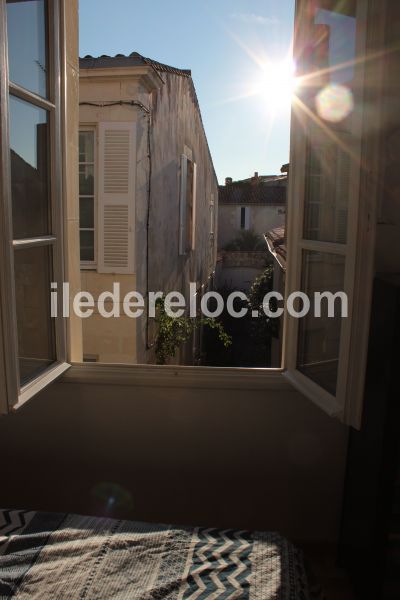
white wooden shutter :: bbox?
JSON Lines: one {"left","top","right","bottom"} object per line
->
{"left": 191, "top": 162, "right": 197, "bottom": 250}
{"left": 179, "top": 154, "right": 188, "bottom": 255}
{"left": 98, "top": 122, "right": 136, "bottom": 274}
{"left": 210, "top": 193, "right": 215, "bottom": 236}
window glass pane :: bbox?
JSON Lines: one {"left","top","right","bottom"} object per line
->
{"left": 297, "top": 251, "right": 345, "bottom": 396}
{"left": 6, "top": 0, "right": 48, "bottom": 98}
{"left": 79, "top": 165, "right": 94, "bottom": 195}
{"left": 302, "top": 2, "right": 358, "bottom": 245}
{"left": 306, "top": 2, "right": 357, "bottom": 97}
{"left": 80, "top": 197, "right": 94, "bottom": 229}
{"left": 79, "top": 131, "right": 94, "bottom": 163}
{"left": 303, "top": 136, "right": 351, "bottom": 243}
{"left": 80, "top": 230, "right": 94, "bottom": 262}
{"left": 313, "top": 3, "right": 356, "bottom": 86}
{"left": 9, "top": 95, "right": 50, "bottom": 239}
{"left": 241, "top": 207, "right": 245, "bottom": 229}
{"left": 14, "top": 245, "right": 56, "bottom": 385}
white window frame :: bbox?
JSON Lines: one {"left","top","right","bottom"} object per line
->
{"left": 79, "top": 125, "right": 97, "bottom": 270}
{"left": 283, "top": 0, "right": 382, "bottom": 428}
{"left": 0, "top": 0, "right": 69, "bottom": 413}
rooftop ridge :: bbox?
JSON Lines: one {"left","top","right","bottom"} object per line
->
{"left": 79, "top": 52, "right": 192, "bottom": 77}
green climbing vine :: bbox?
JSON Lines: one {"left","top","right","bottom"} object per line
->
{"left": 154, "top": 296, "right": 232, "bottom": 365}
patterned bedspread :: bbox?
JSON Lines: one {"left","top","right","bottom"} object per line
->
{"left": 0, "top": 509, "right": 317, "bottom": 599}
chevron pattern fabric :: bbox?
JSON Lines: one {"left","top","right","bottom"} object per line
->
{"left": 183, "top": 528, "right": 253, "bottom": 599}
{"left": 0, "top": 509, "right": 319, "bottom": 599}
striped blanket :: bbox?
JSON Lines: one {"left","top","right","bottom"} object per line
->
{"left": 0, "top": 509, "right": 316, "bottom": 599}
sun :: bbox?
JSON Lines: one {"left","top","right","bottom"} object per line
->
{"left": 252, "top": 59, "right": 298, "bottom": 113}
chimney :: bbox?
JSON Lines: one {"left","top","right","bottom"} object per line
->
{"left": 225, "top": 177, "right": 233, "bottom": 186}
{"left": 254, "top": 171, "right": 259, "bottom": 179}
{"left": 281, "top": 163, "right": 289, "bottom": 174}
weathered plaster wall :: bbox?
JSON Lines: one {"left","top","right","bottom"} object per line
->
{"left": 218, "top": 204, "right": 285, "bottom": 249}
{"left": 79, "top": 71, "right": 218, "bottom": 365}
{"left": 137, "top": 73, "right": 219, "bottom": 362}
{"left": 79, "top": 80, "right": 149, "bottom": 364}
{"left": 79, "top": 272, "right": 138, "bottom": 363}
{"left": 215, "top": 251, "right": 270, "bottom": 292}
{"left": 374, "top": 2, "right": 400, "bottom": 275}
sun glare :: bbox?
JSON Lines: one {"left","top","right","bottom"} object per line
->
{"left": 252, "top": 59, "right": 298, "bottom": 113}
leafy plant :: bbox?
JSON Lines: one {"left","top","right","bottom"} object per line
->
{"left": 154, "top": 296, "right": 232, "bottom": 365}
{"left": 248, "top": 265, "right": 280, "bottom": 340}
{"left": 223, "top": 229, "right": 265, "bottom": 251}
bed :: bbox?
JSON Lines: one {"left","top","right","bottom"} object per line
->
{"left": 0, "top": 509, "right": 321, "bottom": 599}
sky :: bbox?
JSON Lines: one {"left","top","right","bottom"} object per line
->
{"left": 79, "top": 0, "right": 296, "bottom": 183}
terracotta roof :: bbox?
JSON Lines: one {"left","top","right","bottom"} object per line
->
{"left": 219, "top": 182, "right": 286, "bottom": 205}
{"left": 79, "top": 52, "right": 192, "bottom": 77}
{"left": 265, "top": 226, "right": 286, "bottom": 270}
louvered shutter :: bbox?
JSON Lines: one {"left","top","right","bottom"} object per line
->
{"left": 179, "top": 154, "right": 188, "bottom": 255}
{"left": 191, "top": 162, "right": 197, "bottom": 250}
{"left": 98, "top": 122, "right": 136, "bottom": 274}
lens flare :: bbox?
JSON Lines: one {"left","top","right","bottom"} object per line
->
{"left": 315, "top": 84, "right": 354, "bottom": 123}
{"left": 253, "top": 59, "right": 298, "bottom": 113}
{"left": 92, "top": 482, "right": 134, "bottom": 514}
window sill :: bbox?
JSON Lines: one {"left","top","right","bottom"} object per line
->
{"left": 62, "top": 363, "right": 292, "bottom": 391}
{"left": 14, "top": 362, "right": 71, "bottom": 410}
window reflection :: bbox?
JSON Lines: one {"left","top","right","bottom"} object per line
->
{"left": 314, "top": 8, "right": 356, "bottom": 86}
{"left": 6, "top": 0, "right": 48, "bottom": 98}
{"left": 303, "top": 2, "right": 358, "bottom": 245}
{"left": 303, "top": 133, "right": 351, "bottom": 244}
{"left": 297, "top": 251, "right": 345, "bottom": 396}
{"left": 9, "top": 95, "right": 50, "bottom": 239}
{"left": 80, "top": 231, "right": 95, "bottom": 262}
{"left": 14, "top": 246, "right": 55, "bottom": 385}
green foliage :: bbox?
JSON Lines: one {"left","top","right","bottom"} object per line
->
{"left": 248, "top": 264, "right": 274, "bottom": 309}
{"left": 248, "top": 265, "right": 280, "bottom": 339}
{"left": 223, "top": 228, "right": 265, "bottom": 251}
{"left": 154, "top": 296, "right": 232, "bottom": 365}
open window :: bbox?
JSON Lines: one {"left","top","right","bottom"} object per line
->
{"left": 0, "top": 0, "right": 386, "bottom": 430}
{"left": 284, "top": 0, "right": 380, "bottom": 427}
{"left": 0, "top": 0, "right": 69, "bottom": 412}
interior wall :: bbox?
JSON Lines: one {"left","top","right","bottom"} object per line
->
{"left": 374, "top": 2, "right": 400, "bottom": 274}
{"left": 0, "top": 379, "right": 348, "bottom": 544}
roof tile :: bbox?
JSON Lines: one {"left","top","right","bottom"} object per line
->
{"left": 79, "top": 52, "right": 191, "bottom": 77}
{"left": 219, "top": 182, "right": 286, "bottom": 205}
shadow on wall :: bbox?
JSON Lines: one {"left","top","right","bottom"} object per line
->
{"left": 0, "top": 379, "right": 348, "bottom": 543}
